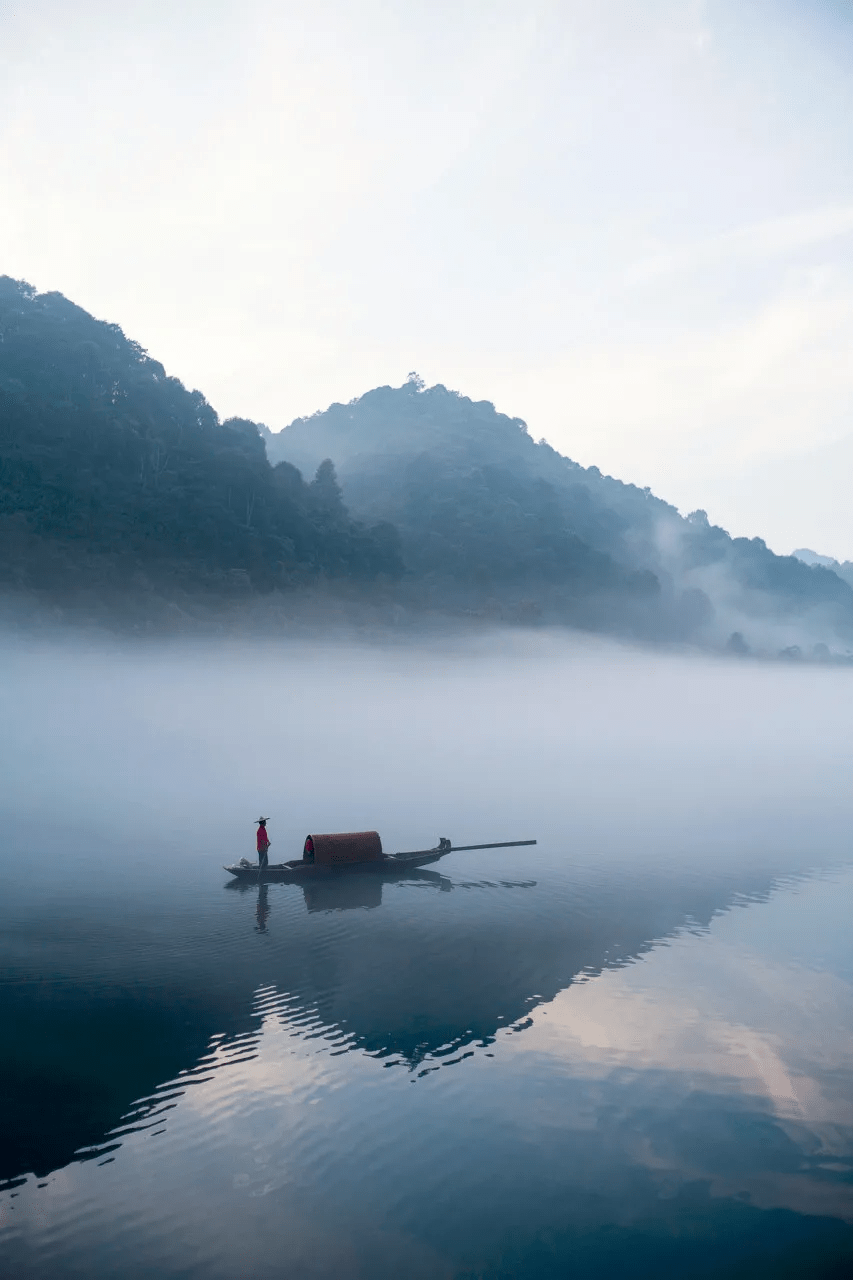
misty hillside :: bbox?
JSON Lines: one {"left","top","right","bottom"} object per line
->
{"left": 794, "top": 547, "right": 853, "bottom": 592}
{"left": 0, "top": 277, "right": 401, "bottom": 597}
{"left": 266, "top": 375, "right": 853, "bottom": 651}
{"left": 2, "top": 276, "right": 850, "bottom": 652}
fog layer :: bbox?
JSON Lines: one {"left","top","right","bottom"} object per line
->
{"left": 3, "top": 627, "right": 852, "bottom": 871}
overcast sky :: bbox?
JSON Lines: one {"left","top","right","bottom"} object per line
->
{"left": 2, "top": 0, "right": 852, "bottom": 556}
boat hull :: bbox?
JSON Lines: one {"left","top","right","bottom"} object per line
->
{"left": 224, "top": 850, "right": 445, "bottom": 882}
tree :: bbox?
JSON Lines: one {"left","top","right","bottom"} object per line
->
{"left": 308, "top": 459, "right": 346, "bottom": 525}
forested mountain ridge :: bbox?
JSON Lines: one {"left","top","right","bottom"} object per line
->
{"left": 266, "top": 375, "right": 853, "bottom": 651}
{"left": 1, "top": 276, "right": 849, "bottom": 651}
{"left": 0, "top": 276, "right": 402, "bottom": 596}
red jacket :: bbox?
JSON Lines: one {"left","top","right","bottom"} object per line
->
{"left": 257, "top": 826, "right": 270, "bottom": 851}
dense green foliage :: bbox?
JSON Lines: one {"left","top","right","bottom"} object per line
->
{"left": 0, "top": 277, "right": 402, "bottom": 594}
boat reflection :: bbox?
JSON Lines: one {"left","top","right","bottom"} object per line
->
{"left": 226, "top": 865, "right": 459, "bottom": 914}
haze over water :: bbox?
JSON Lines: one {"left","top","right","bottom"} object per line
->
{"left": 2, "top": 630, "right": 853, "bottom": 1278}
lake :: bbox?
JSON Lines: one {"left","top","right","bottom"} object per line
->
{"left": 1, "top": 628, "right": 852, "bottom": 1278}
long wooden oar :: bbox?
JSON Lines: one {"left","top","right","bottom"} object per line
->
{"left": 448, "top": 840, "right": 536, "bottom": 852}
{"left": 395, "top": 839, "right": 536, "bottom": 858}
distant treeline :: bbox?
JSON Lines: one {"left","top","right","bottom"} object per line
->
{"left": 2, "top": 277, "right": 851, "bottom": 650}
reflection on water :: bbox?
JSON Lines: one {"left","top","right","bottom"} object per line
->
{"left": 2, "top": 633, "right": 853, "bottom": 1277}
{"left": 4, "top": 859, "right": 853, "bottom": 1279}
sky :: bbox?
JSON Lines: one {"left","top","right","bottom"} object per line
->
{"left": 2, "top": 0, "right": 853, "bottom": 557}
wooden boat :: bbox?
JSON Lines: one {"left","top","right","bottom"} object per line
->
{"left": 224, "top": 831, "right": 536, "bottom": 882}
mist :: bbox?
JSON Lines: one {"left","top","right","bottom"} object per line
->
{"left": 4, "top": 626, "right": 852, "bottom": 871}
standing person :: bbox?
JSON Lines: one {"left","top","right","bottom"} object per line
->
{"left": 256, "top": 817, "right": 270, "bottom": 869}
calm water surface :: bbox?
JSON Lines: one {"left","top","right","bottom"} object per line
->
{"left": 1, "top": 631, "right": 852, "bottom": 1278}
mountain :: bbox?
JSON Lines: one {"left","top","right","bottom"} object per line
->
{"left": 266, "top": 375, "right": 853, "bottom": 652}
{"left": 794, "top": 548, "right": 853, "bottom": 592}
{"left": 2, "top": 276, "right": 850, "bottom": 652}
{"left": 0, "top": 276, "right": 402, "bottom": 599}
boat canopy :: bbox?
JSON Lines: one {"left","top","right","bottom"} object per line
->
{"left": 309, "top": 831, "right": 383, "bottom": 866}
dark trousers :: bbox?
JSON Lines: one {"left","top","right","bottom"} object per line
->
{"left": 258, "top": 846, "right": 269, "bottom": 868}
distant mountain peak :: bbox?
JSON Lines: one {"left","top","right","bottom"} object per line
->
{"left": 793, "top": 547, "right": 838, "bottom": 568}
